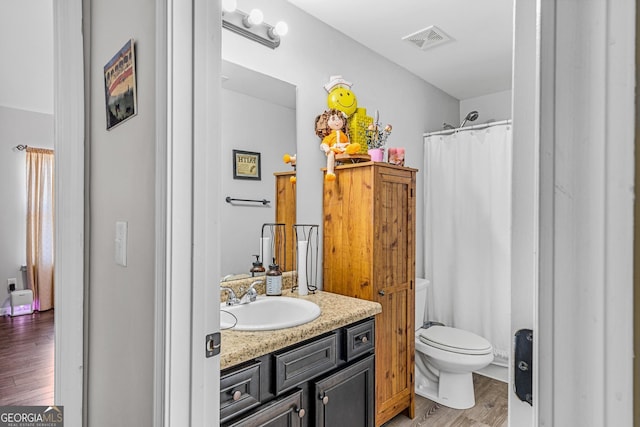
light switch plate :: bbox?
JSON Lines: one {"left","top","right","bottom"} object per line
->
{"left": 115, "top": 221, "right": 128, "bottom": 267}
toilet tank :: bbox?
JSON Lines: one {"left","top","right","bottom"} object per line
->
{"left": 415, "top": 278, "right": 429, "bottom": 330}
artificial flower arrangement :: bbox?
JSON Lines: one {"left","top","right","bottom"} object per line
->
{"left": 365, "top": 111, "right": 393, "bottom": 149}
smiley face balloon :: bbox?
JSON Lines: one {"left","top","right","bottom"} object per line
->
{"left": 324, "top": 75, "right": 358, "bottom": 117}
{"left": 327, "top": 86, "right": 357, "bottom": 117}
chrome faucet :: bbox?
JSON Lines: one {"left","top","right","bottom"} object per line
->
{"left": 239, "top": 280, "right": 262, "bottom": 304}
{"left": 220, "top": 287, "right": 240, "bottom": 306}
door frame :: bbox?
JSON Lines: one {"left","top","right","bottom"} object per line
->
{"left": 55, "top": 0, "right": 222, "bottom": 425}
{"left": 157, "top": 0, "right": 221, "bottom": 424}
{"left": 53, "top": 1, "right": 85, "bottom": 425}
{"left": 535, "top": 0, "right": 635, "bottom": 425}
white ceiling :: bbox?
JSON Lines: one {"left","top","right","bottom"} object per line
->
{"left": 2, "top": 0, "right": 514, "bottom": 115}
{"left": 287, "top": 0, "right": 514, "bottom": 100}
{"left": 0, "top": 1, "right": 53, "bottom": 115}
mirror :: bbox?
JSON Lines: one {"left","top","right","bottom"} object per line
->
{"left": 220, "top": 60, "right": 297, "bottom": 279}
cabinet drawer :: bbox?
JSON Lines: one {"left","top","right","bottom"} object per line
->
{"left": 275, "top": 333, "right": 337, "bottom": 394}
{"left": 224, "top": 389, "right": 305, "bottom": 427}
{"left": 344, "top": 318, "right": 375, "bottom": 362}
{"left": 220, "top": 361, "right": 261, "bottom": 423}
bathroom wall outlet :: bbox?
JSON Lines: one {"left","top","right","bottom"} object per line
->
{"left": 7, "top": 278, "right": 16, "bottom": 292}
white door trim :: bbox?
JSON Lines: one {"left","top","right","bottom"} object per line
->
{"left": 153, "top": 0, "right": 169, "bottom": 424}
{"left": 190, "top": 0, "right": 222, "bottom": 422}
{"left": 536, "top": 0, "right": 635, "bottom": 425}
{"left": 159, "top": 0, "right": 221, "bottom": 424}
{"left": 161, "top": 0, "right": 196, "bottom": 423}
{"left": 53, "top": 0, "right": 85, "bottom": 425}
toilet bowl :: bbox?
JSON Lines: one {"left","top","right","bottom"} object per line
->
{"left": 414, "top": 278, "right": 494, "bottom": 409}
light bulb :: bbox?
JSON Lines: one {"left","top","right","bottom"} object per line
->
{"left": 221, "top": 0, "right": 236, "bottom": 13}
{"left": 247, "top": 9, "right": 264, "bottom": 25}
{"left": 274, "top": 21, "right": 288, "bottom": 37}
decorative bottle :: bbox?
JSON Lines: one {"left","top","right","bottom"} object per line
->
{"left": 266, "top": 259, "right": 282, "bottom": 296}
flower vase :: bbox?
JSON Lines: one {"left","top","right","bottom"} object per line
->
{"left": 368, "top": 148, "right": 384, "bottom": 162}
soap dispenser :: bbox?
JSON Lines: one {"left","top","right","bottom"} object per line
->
{"left": 250, "top": 254, "right": 265, "bottom": 277}
{"left": 265, "top": 258, "right": 282, "bottom": 296}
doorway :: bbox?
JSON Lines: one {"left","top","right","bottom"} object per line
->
{"left": 0, "top": 0, "right": 58, "bottom": 409}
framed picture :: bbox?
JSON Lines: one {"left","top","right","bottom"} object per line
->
{"left": 233, "top": 150, "right": 261, "bottom": 180}
{"left": 104, "top": 39, "right": 138, "bottom": 130}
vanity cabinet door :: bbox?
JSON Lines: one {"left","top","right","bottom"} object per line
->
{"left": 224, "top": 389, "right": 305, "bottom": 427}
{"left": 314, "top": 354, "right": 375, "bottom": 427}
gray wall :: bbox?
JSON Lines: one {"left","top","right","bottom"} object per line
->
{"left": 87, "top": 0, "right": 156, "bottom": 424}
{"left": 0, "top": 106, "right": 53, "bottom": 312}
{"left": 460, "top": 89, "right": 512, "bottom": 124}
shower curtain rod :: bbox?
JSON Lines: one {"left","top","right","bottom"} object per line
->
{"left": 423, "top": 119, "right": 512, "bottom": 138}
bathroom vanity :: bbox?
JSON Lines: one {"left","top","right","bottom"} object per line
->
{"left": 220, "top": 291, "right": 381, "bottom": 426}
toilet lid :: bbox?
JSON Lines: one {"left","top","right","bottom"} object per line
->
{"left": 419, "top": 326, "right": 493, "bottom": 355}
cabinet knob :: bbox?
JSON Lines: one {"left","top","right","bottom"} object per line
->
{"left": 361, "top": 336, "right": 368, "bottom": 343}
{"left": 378, "top": 290, "right": 385, "bottom": 296}
{"left": 322, "top": 395, "right": 329, "bottom": 405}
{"left": 231, "top": 390, "right": 242, "bottom": 401}
{"left": 296, "top": 408, "right": 306, "bottom": 418}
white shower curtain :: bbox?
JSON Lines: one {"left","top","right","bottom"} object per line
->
{"left": 424, "top": 124, "right": 512, "bottom": 362}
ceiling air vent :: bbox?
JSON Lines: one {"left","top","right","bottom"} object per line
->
{"left": 402, "top": 25, "right": 452, "bottom": 50}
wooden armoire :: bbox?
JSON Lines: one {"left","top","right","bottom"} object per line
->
{"left": 322, "top": 162, "right": 417, "bottom": 426}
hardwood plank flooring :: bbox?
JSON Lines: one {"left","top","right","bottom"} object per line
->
{"left": 383, "top": 374, "right": 508, "bottom": 427}
{"left": 0, "top": 310, "right": 54, "bottom": 406}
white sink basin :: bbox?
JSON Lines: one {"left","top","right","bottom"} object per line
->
{"left": 220, "top": 296, "right": 321, "bottom": 331}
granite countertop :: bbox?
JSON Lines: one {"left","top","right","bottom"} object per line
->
{"left": 220, "top": 290, "right": 382, "bottom": 370}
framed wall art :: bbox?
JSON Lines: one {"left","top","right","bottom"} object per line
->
{"left": 233, "top": 150, "right": 261, "bottom": 180}
{"left": 104, "top": 39, "right": 138, "bottom": 130}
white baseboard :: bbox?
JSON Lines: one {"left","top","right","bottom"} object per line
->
{"left": 0, "top": 307, "right": 11, "bottom": 316}
{"left": 475, "top": 363, "right": 509, "bottom": 383}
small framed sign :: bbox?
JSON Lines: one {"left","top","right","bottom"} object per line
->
{"left": 233, "top": 150, "right": 261, "bottom": 180}
{"left": 104, "top": 39, "right": 138, "bottom": 130}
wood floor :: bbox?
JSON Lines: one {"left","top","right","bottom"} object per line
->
{"left": 0, "top": 310, "right": 54, "bottom": 406}
{"left": 383, "top": 374, "right": 508, "bottom": 427}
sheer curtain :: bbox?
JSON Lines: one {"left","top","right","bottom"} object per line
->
{"left": 424, "top": 124, "right": 512, "bottom": 361}
{"left": 26, "top": 148, "right": 55, "bottom": 311}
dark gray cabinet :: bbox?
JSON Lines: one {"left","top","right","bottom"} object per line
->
{"left": 221, "top": 318, "right": 375, "bottom": 427}
{"left": 314, "top": 354, "right": 374, "bottom": 427}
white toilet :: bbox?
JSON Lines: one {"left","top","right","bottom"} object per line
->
{"left": 414, "top": 278, "right": 494, "bottom": 409}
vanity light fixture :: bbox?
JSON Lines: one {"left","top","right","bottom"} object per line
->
{"left": 222, "top": 7, "right": 288, "bottom": 49}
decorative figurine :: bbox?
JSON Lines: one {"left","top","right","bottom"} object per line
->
{"left": 315, "top": 109, "right": 360, "bottom": 181}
